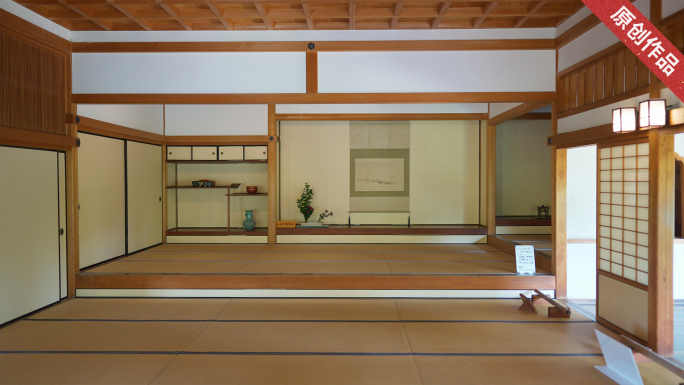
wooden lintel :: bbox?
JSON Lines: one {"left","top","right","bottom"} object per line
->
{"left": 0, "top": 125, "right": 79, "bottom": 151}
{"left": 557, "top": 85, "right": 650, "bottom": 120}
{"left": 69, "top": 114, "right": 165, "bottom": 145}
{"left": 275, "top": 113, "right": 489, "bottom": 121}
{"left": 165, "top": 135, "right": 270, "bottom": 145}
{"left": 488, "top": 101, "right": 550, "bottom": 126}
{"left": 547, "top": 124, "right": 652, "bottom": 149}
{"left": 73, "top": 92, "right": 557, "bottom": 105}
{"left": 513, "top": 112, "right": 552, "bottom": 120}
{"left": 71, "top": 39, "right": 555, "bottom": 53}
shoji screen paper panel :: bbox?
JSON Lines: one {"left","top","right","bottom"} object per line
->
{"left": 127, "top": 141, "right": 163, "bottom": 253}
{"left": 598, "top": 142, "right": 650, "bottom": 286}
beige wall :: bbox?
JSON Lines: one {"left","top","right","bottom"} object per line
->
{"left": 279, "top": 120, "right": 480, "bottom": 224}
{"left": 496, "top": 119, "right": 552, "bottom": 216}
{"left": 280, "top": 121, "right": 351, "bottom": 224}
{"left": 173, "top": 163, "right": 269, "bottom": 228}
{"left": 127, "top": 141, "right": 163, "bottom": 252}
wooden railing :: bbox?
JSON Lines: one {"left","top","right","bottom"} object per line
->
{"left": 558, "top": 44, "right": 650, "bottom": 115}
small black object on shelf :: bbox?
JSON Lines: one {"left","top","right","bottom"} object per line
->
{"left": 536, "top": 205, "right": 550, "bottom": 219}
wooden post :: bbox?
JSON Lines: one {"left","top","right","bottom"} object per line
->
{"left": 66, "top": 103, "right": 79, "bottom": 297}
{"left": 552, "top": 101, "right": 567, "bottom": 298}
{"left": 162, "top": 105, "right": 167, "bottom": 243}
{"left": 306, "top": 52, "right": 318, "bottom": 94}
{"left": 486, "top": 124, "right": 496, "bottom": 236}
{"left": 648, "top": 129, "right": 674, "bottom": 355}
{"left": 650, "top": 0, "right": 662, "bottom": 98}
{"left": 268, "top": 104, "right": 277, "bottom": 244}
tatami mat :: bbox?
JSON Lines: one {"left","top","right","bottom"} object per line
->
{"left": 214, "top": 298, "right": 400, "bottom": 321}
{"left": 147, "top": 355, "right": 424, "bottom": 385}
{"left": 0, "top": 321, "right": 206, "bottom": 352}
{"left": 394, "top": 299, "right": 591, "bottom": 322}
{"left": 182, "top": 321, "right": 413, "bottom": 353}
{"left": 2, "top": 298, "right": 681, "bottom": 385}
{"left": 29, "top": 298, "right": 230, "bottom": 320}
{"left": 402, "top": 322, "right": 607, "bottom": 354}
{"left": 236, "top": 261, "right": 393, "bottom": 274}
{"left": 0, "top": 354, "right": 175, "bottom": 385}
{"left": 81, "top": 244, "right": 528, "bottom": 276}
{"left": 123, "top": 251, "right": 261, "bottom": 261}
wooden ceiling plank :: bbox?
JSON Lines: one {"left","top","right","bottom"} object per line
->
{"left": 430, "top": 0, "right": 450, "bottom": 29}
{"left": 390, "top": 0, "right": 403, "bottom": 29}
{"left": 514, "top": 0, "right": 548, "bottom": 28}
{"left": 471, "top": 0, "right": 498, "bottom": 28}
{"left": 106, "top": 1, "right": 152, "bottom": 30}
{"left": 55, "top": 0, "right": 112, "bottom": 30}
{"left": 253, "top": 0, "right": 274, "bottom": 30}
{"left": 153, "top": 0, "right": 192, "bottom": 30}
{"left": 301, "top": 0, "right": 314, "bottom": 29}
{"left": 349, "top": 0, "right": 355, "bottom": 30}
{"left": 205, "top": 1, "right": 233, "bottom": 30}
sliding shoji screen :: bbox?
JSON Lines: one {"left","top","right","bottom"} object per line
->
{"left": 598, "top": 142, "right": 650, "bottom": 285}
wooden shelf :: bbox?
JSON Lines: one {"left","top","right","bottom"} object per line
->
{"left": 166, "top": 227, "right": 268, "bottom": 236}
{"left": 167, "top": 160, "right": 267, "bottom": 164}
{"left": 276, "top": 225, "right": 487, "bottom": 235}
{"left": 495, "top": 216, "right": 551, "bottom": 226}
{"left": 230, "top": 193, "right": 268, "bottom": 196}
{"left": 167, "top": 183, "right": 241, "bottom": 189}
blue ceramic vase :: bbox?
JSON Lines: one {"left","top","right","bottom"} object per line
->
{"left": 243, "top": 210, "right": 256, "bottom": 231}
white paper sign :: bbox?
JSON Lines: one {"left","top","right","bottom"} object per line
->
{"left": 594, "top": 330, "right": 644, "bottom": 385}
{"left": 515, "top": 245, "right": 536, "bottom": 275}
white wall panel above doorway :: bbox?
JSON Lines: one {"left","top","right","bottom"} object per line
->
{"left": 318, "top": 51, "right": 556, "bottom": 93}
{"left": 165, "top": 105, "right": 268, "bottom": 136}
{"left": 72, "top": 52, "right": 306, "bottom": 94}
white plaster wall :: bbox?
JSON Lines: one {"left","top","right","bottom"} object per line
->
{"left": 567, "top": 243, "right": 597, "bottom": 299}
{"left": 73, "top": 52, "right": 306, "bottom": 94}
{"left": 676, "top": 133, "right": 684, "bottom": 158}
{"left": 318, "top": 51, "right": 556, "bottom": 93}
{"left": 77, "top": 105, "right": 164, "bottom": 135}
{"left": 567, "top": 146, "right": 597, "bottom": 239}
{"left": 276, "top": 104, "right": 488, "bottom": 114}
{"left": 0, "top": 0, "right": 70, "bottom": 40}
{"left": 558, "top": 94, "right": 651, "bottom": 133}
{"left": 675, "top": 243, "right": 684, "bottom": 300}
{"left": 664, "top": 0, "right": 684, "bottom": 18}
{"left": 495, "top": 120, "right": 552, "bottom": 216}
{"left": 555, "top": 5, "right": 593, "bottom": 37}
{"left": 165, "top": 105, "right": 268, "bottom": 136}
{"left": 489, "top": 103, "right": 523, "bottom": 119}
{"left": 558, "top": 0, "right": 650, "bottom": 72}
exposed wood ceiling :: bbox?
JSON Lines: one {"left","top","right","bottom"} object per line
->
{"left": 15, "top": 0, "right": 586, "bottom": 31}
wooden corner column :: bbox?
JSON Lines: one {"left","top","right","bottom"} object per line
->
{"left": 267, "top": 104, "right": 277, "bottom": 244}
{"left": 486, "top": 124, "right": 496, "bottom": 236}
{"left": 648, "top": 129, "right": 674, "bottom": 355}
{"left": 66, "top": 103, "right": 80, "bottom": 297}
{"left": 551, "top": 101, "right": 567, "bottom": 298}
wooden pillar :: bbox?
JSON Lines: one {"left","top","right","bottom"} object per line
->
{"left": 66, "top": 103, "right": 79, "bottom": 297}
{"left": 306, "top": 52, "right": 318, "bottom": 94}
{"left": 267, "top": 104, "right": 277, "bottom": 244}
{"left": 162, "top": 105, "right": 167, "bottom": 243}
{"left": 650, "top": 0, "right": 662, "bottom": 98}
{"left": 552, "top": 148, "right": 568, "bottom": 298}
{"left": 486, "top": 124, "right": 496, "bottom": 236}
{"left": 648, "top": 129, "right": 674, "bottom": 355}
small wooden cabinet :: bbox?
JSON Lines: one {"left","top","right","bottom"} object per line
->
{"left": 167, "top": 146, "right": 191, "bottom": 160}
{"left": 192, "top": 146, "right": 217, "bottom": 161}
{"left": 219, "top": 146, "right": 244, "bottom": 161}
{"left": 244, "top": 146, "right": 268, "bottom": 160}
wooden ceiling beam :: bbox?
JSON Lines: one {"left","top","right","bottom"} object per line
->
{"left": 154, "top": 0, "right": 192, "bottom": 30}
{"left": 472, "top": 0, "right": 498, "bottom": 28}
{"left": 390, "top": 0, "right": 403, "bottom": 29}
{"left": 349, "top": 0, "right": 355, "bottom": 29}
{"left": 253, "top": 0, "right": 274, "bottom": 30}
{"left": 430, "top": 1, "right": 450, "bottom": 29}
{"left": 58, "top": 1, "right": 112, "bottom": 30}
{"left": 105, "top": 1, "right": 152, "bottom": 30}
{"left": 514, "top": 0, "right": 548, "bottom": 28}
{"left": 301, "top": 0, "right": 314, "bottom": 29}
{"left": 204, "top": 0, "right": 233, "bottom": 30}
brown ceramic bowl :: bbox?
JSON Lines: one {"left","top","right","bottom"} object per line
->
{"left": 246, "top": 186, "right": 258, "bottom": 194}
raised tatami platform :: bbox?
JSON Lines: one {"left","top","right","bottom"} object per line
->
{"left": 76, "top": 243, "right": 555, "bottom": 292}
{"left": 1, "top": 298, "right": 680, "bottom": 385}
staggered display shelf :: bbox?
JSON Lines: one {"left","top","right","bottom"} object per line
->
{"left": 166, "top": 145, "right": 269, "bottom": 238}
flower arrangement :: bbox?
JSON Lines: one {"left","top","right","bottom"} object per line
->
{"left": 318, "top": 210, "right": 333, "bottom": 223}
{"left": 296, "top": 182, "right": 314, "bottom": 222}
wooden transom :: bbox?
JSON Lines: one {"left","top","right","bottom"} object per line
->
{"left": 15, "top": 0, "right": 586, "bottom": 31}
